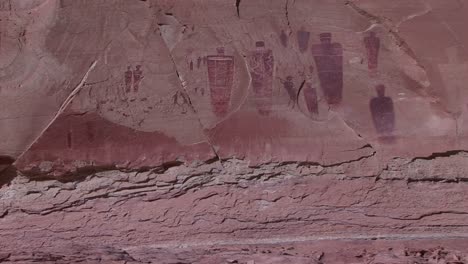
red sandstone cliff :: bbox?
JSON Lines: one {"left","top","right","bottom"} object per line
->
{"left": 0, "top": 0, "right": 468, "bottom": 262}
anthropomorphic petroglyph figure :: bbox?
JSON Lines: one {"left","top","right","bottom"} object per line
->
{"left": 370, "top": 84, "right": 395, "bottom": 136}
{"left": 124, "top": 66, "right": 133, "bottom": 93}
{"left": 303, "top": 83, "right": 318, "bottom": 115}
{"left": 172, "top": 90, "right": 190, "bottom": 114}
{"left": 312, "top": 33, "right": 343, "bottom": 105}
{"left": 249, "top": 41, "right": 274, "bottom": 115}
{"left": 280, "top": 76, "right": 296, "bottom": 108}
{"left": 86, "top": 122, "right": 95, "bottom": 142}
{"left": 206, "top": 47, "right": 235, "bottom": 117}
{"left": 280, "top": 29, "right": 288, "bottom": 48}
{"left": 133, "top": 65, "right": 143, "bottom": 92}
{"left": 364, "top": 32, "right": 380, "bottom": 73}
{"left": 67, "top": 130, "right": 73, "bottom": 149}
{"left": 297, "top": 28, "right": 311, "bottom": 53}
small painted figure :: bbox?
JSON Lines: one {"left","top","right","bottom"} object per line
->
{"left": 86, "top": 122, "right": 95, "bottom": 142}
{"left": 370, "top": 84, "right": 395, "bottom": 136}
{"left": 206, "top": 47, "right": 235, "bottom": 117}
{"left": 364, "top": 32, "right": 380, "bottom": 73}
{"left": 0, "top": 0, "right": 11, "bottom": 10}
{"left": 312, "top": 33, "right": 343, "bottom": 105}
{"left": 309, "top": 65, "right": 315, "bottom": 75}
{"left": 249, "top": 41, "right": 274, "bottom": 115}
{"left": 173, "top": 90, "right": 190, "bottom": 114}
{"left": 297, "top": 28, "right": 310, "bottom": 53}
{"left": 303, "top": 83, "right": 318, "bottom": 115}
{"left": 194, "top": 87, "right": 204, "bottom": 96}
{"left": 197, "top": 57, "right": 202, "bottom": 69}
{"left": 280, "top": 76, "right": 296, "bottom": 108}
{"left": 190, "top": 60, "right": 194, "bottom": 71}
{"left": 280, "top": 30, "right": 288, "bottom": 48}
{"left": 133, "top": 65, "right": 143, "bottom": 92}
{"left": 125, "top": 66, "right": 133, "bottom": 93}
{"left": 67, "top": 130, "right": 73, "bottom": 149}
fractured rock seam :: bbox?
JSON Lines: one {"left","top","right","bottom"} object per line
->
{"left": 344, "top": 0, "right": 425, "bottom": 71}
{"left": 14, "top": 60, "right": 99, "bottom": 163}
{"left": 155, "top": 24, "right": 223, "bottom": 164}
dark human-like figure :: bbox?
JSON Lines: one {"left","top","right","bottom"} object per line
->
{"left": 312, "top": 33, "right": 343, "bottom": 105}
{"left": 370, "top": 84, "right": 395, "bottom": 136}
{"left": 249, "top": 41, "right": 274, "bottom": 115}
{"left": 125, "top": 66, "right": 133, "bottom": 93}
{"left": 59, "top": 0, "right": 72, "bottom": 8}
{"left": 303, "top": 83, "right": 318, "bottom": 115}
{"left": 297, "top": 28, "right": 310, "bottom": 53}
{"left": 194, "top": 87, "right": 205, "bottom": 96}
{"left": 133, "top": 65, "right": 143, "bottom": 92}
{"left": 280, "top": 30, "right": 288, "bottom": 48}
{"left": 206, "top": 47, "right": 235, "bottom": 117}
{"left": 364, "top": 32, "right": 380, "bottom": 72}
{"left": 86, "top": 122, "right": 95, "bottom": 142}
{"left": 67, "top": 130, "right": 73, "bottom": 149}
{"left": 197, "top": 57, "right": 202, "bottom": 69}
{"left": 173, "top": 90, "right": 190, "bottom": 114}
{"left": 280, "top": 76, "right": 296, "bottom": 108}
{"left": 309, "top": 65, "right": 315, "bottom": 75}
{"left": 190, "top": 60, "right": 194, "bottom": 71}
{"left": 303, "top": 65, "right": 319, "bottom": 115}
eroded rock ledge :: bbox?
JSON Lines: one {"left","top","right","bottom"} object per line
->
{"left": 3, "top": 153, "right": 468, "bottom": 262}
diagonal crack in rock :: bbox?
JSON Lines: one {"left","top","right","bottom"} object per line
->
{"left": 344, "top": 0, "right": 423, "bottom": 68}
{"left": 155, "top": 23, "right": 223, "bottom": 165}
{"left": 14, "top": 60, "right": 99, "bottom": 163}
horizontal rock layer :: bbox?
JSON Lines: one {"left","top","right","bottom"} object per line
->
{"left": 3, "top": 155, "right": 468, "bottom": 262}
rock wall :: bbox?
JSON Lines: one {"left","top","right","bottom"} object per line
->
{"left": 1, "top": 0, "right": 468, "bottom": 262}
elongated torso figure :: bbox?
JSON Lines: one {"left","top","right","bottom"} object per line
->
{"left": 312, "top": 33, "right": 343, "bottom": 105}
{"left": 206, "top": 47, "right": 235, "bottom": 117}
{"left": 370, "top": 85, "right": 395, "bottom": 136}
{"left": 249, "top": 41, "right": 274, "bottom": 115}
{"left": 364, "top": 32, "right": 380, "bottom": 73}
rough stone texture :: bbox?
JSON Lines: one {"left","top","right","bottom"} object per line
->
{"left": 1, "top": 0, "right": 468, "bottom": 262}
{"left": 3, "top": 239, "right": 468, "bottom": 263}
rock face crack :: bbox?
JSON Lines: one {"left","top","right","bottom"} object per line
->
{"left": 322, "top": 146, "right": 376, "bottom": 168}
{"left": 156, "top": 24, "right": 222, "bottom": 164}
{"left": 296, "top": 79, "right": 306, "bottom": 109}
{"left": 396, "top": 3, "right": 432, "bottom": 28}
{"left": 284, "top": 0, "right": 293, "bottom": 33}
{"left": 410, "top": 150, "right": 468, "bottom": 162}
{"left": 14, "top": 60, "right": 99, "bottom": 163}
{"left": 365, "top": 210, "right": 468, "bottom": 221}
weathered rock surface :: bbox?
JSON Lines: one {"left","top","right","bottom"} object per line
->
{"left": 8, "top": 0, "right": 468, "bottom": 173}
{"left": 1, "top": 0, "right": 468, "bottom": 262}
{"left": 4, "top": 239, "right": 468, "bottom": 263}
